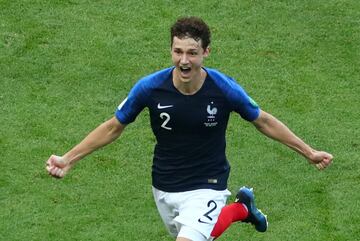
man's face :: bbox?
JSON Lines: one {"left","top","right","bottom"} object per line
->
{"left": 171, "top": 36, "right": 210, "bottom": 82}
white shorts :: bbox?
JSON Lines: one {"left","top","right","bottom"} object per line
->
{"left": 152, "top": 186, "right": 231, "bottom": 240}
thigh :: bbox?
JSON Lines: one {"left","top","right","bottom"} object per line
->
{"left": 152, "top": 187, "right": 179, "bottom": 237}
{"left": 177, "top": 225, "right": 209, "bottom": 241}
{"left": 153, "top": 187, "right": 231, "bottom": 240}
{"left": 174, "top": 189, "right": 231, "bottom": 240}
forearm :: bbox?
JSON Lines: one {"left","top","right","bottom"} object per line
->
{"left": 63, "top": 117, "right": 125, "bottom": 165}
{"left": 253, "top": 111, "right": 314, "bottom": 159}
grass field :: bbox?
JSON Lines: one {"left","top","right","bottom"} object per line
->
{"left": 1, "top": 0, "right": 359, "bottom": 240}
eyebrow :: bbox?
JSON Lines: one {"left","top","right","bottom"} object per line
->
{"left": 173, "top": 47, "right": 199, "bottom": 51}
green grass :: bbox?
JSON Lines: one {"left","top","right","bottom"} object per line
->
{"left": 1, "top": 0, "right": 359, "bottom": 240}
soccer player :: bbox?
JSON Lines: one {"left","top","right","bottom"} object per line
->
{"left": 46, "top": 17, "right": 333, "bottom": 241}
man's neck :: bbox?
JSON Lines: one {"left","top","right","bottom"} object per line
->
{"left": 173, "top": 68, "right": 207, "bottom": 95}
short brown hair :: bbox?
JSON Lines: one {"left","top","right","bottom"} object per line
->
{"left": 170, "top": 16, "right": 211, "bottom": 50}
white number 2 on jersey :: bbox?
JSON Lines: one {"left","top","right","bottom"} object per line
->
{"left": 160, "top": 112, "right": 172, "bottom": 130}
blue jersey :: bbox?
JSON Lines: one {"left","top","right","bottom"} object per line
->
{"left": 115, "top": 67, "right": 260, "bottom": 192}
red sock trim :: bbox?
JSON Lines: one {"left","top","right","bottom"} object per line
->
{"left": 210, "top": 203, "right": 248, "bottom": 238}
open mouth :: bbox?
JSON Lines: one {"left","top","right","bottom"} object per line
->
{"left": 179, "top": 66, "right": 191, "bottom": 75}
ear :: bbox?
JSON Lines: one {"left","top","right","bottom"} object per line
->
{"left": 203, "top": 46, "right": 211, "bottom": 57}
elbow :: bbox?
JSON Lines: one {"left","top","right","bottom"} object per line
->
{"left": 105, "top": 117, "right": 126, "bottom": 137}
{"left": 252, "top": 110, "right": 272, "bottom": 129}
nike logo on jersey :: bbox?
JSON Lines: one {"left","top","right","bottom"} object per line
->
{"left": 157, "top": 103, "right": 174, "bottom": 109}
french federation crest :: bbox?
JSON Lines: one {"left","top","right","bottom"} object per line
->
{"left": 204, "top": 102, "right": 218, "bottom": 127}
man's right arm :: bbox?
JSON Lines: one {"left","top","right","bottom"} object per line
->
{"left": 46, "top": 117, "right": 126, "bottom": 178}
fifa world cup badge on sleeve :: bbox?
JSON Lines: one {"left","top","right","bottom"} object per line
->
{"left": 249, "top": 97, "right": 259, "bottom": 108}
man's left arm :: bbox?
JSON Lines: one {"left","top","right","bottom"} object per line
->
{"left": 252, "top": 110, "right": 333, "bottom": 170}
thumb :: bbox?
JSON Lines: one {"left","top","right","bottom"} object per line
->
{"left": 314, "top": 153, "right": 333, "bottom": 170}
{"left": 47, "top": 155, "right": 67, "bottom": 168}
{"left": 323, "top": 154, "right": 333, "bottom": 165}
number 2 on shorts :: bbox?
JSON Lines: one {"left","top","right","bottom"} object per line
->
{"left": 198, "top": 200, "right": 217, "bottom": 224}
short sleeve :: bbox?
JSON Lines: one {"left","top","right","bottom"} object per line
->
{"left": 228, "top": 83, "right": 260, "bottom": 121}
{"left": 115, "top": 80, "right": 148, "bottom": 124}
{"left": 206, "top": 68, "right": 260, "bottom": 122}
{"left": 114, "top": 67, "right": 174, "bottom": 124}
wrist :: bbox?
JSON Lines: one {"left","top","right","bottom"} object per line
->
{"left": 304, "top": 147, "right": 316, "bottom": 161}
{"left": 61, "top": 154, "right": 74, "bottom": 166}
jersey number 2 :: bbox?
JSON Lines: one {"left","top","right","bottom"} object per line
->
{"left": 160, "top": 113, "right": 172, "bottom": 130}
